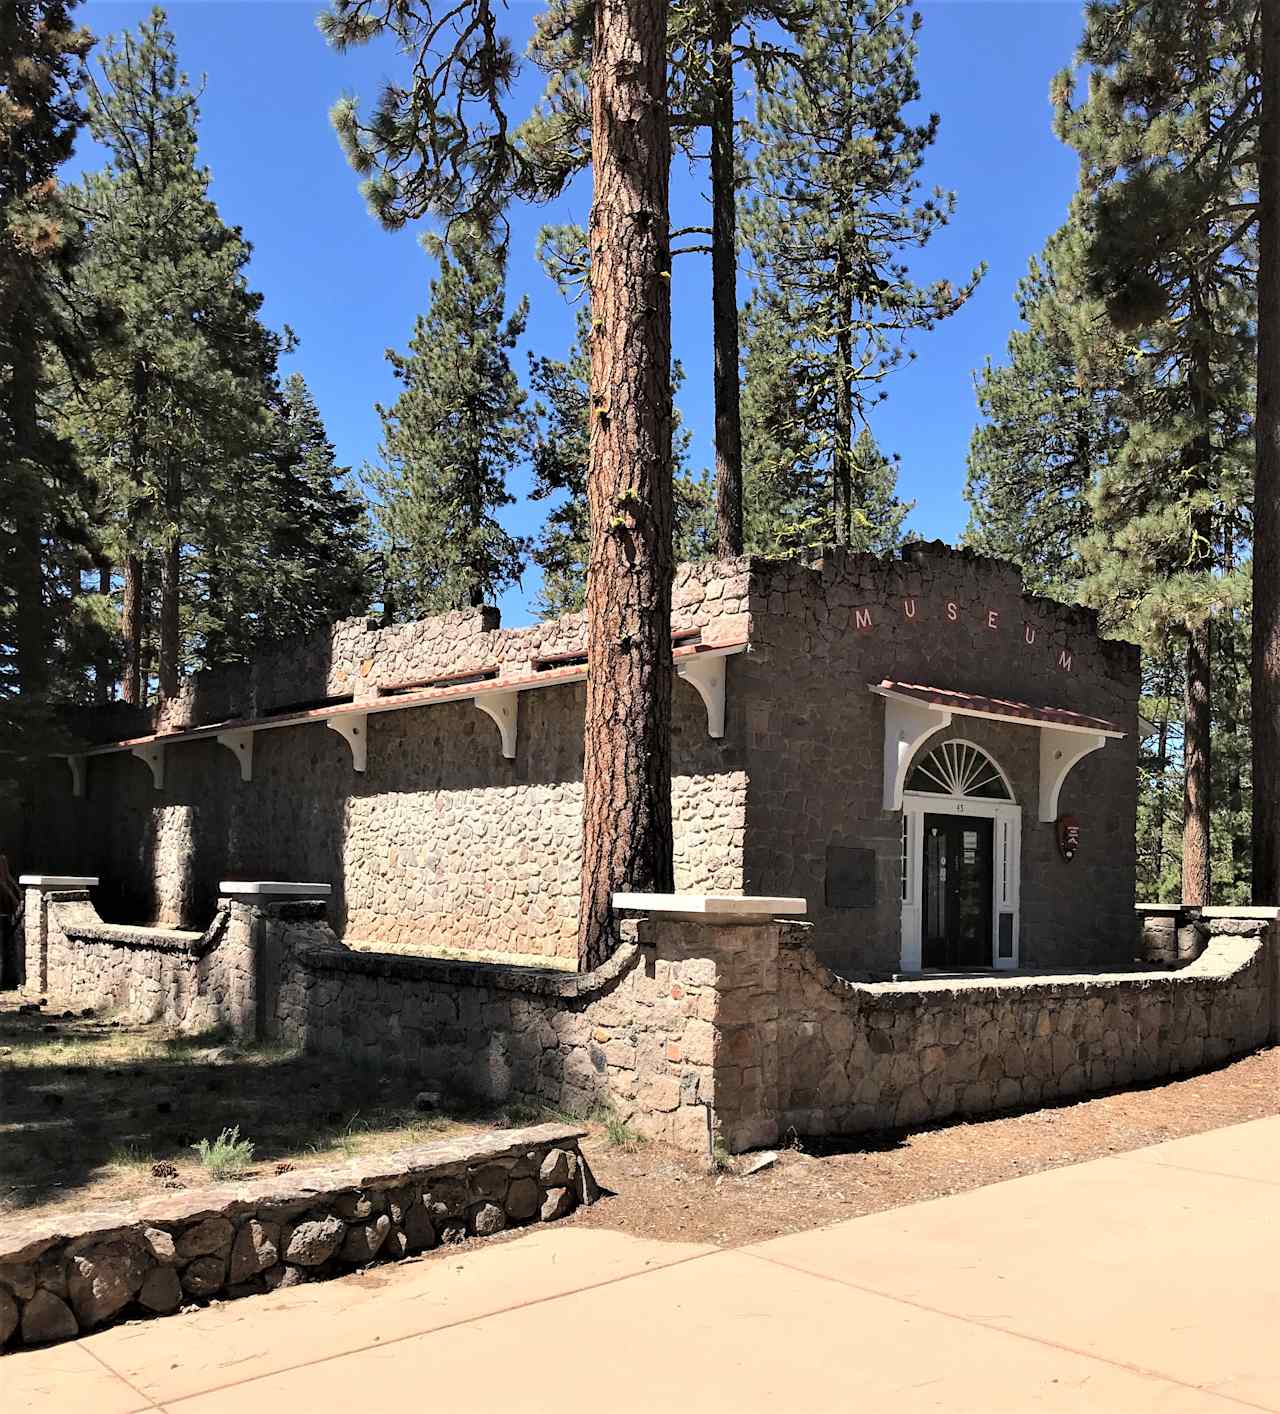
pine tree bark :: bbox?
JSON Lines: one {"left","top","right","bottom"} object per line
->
{"left": 95, "top": 563, "right": 112, "bottom": 702}
{"left": 1254, "top": 0, "right": 1280, "bottom": 905}
{"left": 578, "top": 0, "right": 675, "bottom": 969}
{"left": 1181, "top": 615, "right": 1212, "bottom": 904}
{"left": 9, "top": 314, "right": 48, "bottom": 700}
{"left": 709, "top": 0, "right": 743, "bottom": 558}
{"left": 833, "top": 276, "right": 853, "bottom": 546}
{"left": 120, "top": 359, "right": 151, "bottom": 706}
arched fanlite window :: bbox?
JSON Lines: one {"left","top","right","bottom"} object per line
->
{"left": 905, "top": 740, "right": 1013, "bottom": 801}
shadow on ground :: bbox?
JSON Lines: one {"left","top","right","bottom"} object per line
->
{"left": 0, "top": 999, "right": 520, "bottom": 1218}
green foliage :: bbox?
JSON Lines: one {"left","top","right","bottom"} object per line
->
{"left": 0, "top": 0, "right": 97, "bottom": 736}
{"left": 741, "top": 0, "right": 980, "bottom": 546}
{"left": 604, "top": 1113, "right": 648, "bottom": 1150}
{"left": 371, "top": 230, "right": 531, "bottom": 618}
{"left": 191, "top": 1124, "right": 255, "bottom": 1179}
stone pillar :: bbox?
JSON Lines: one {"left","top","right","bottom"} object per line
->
{"left": 614, "top": 893, "right": 806, "bottom": 1154}
{"left": 17, "top": 876, "right": 98, "bottom": 996}
{"left": 216, "top": 881, "right": 333, "bottom": 1040}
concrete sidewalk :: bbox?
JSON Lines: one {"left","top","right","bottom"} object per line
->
{"left": 10, "top": 1117, "right": 1280, "bottom": 1413}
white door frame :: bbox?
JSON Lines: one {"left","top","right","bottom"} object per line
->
{"left": 900, "top": 792, "right": 1021, "bottom": 972}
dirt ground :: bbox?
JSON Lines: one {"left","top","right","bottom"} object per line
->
{"left": 3, "top": 996, "right": 1277, "bottom": 1247}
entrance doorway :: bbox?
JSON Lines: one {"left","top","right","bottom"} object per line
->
{"left": 922, "top": 815, "right": 993, "bottom": 969}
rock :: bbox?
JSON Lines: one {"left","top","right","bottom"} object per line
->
{"left": 578, "top": 1155, "right": 600, "bottom": 1206}
{"left": 334, "top": 1191, "right": 375, "bottom": 1220}
{"left": 68, "top": 1241, "right": 149, "bottom": 1327}
{"left": 414, "top": 1090, "right": 442, "bottom": 1112}
{"left": 227, "top": 1277, "right": 267, "bottom": 1300}
{"left": 540, "top": 1187, "right": 576, "bottom": 1222}
{"left": 35, "top": 1253, "right": 68, "bottom": 1300}
{"left": 538, "top": 1149, "right": 574, "bottom": 1187}
{"left": 470, "top": 1202, "right": 506, "bottom": 1237}
{"left": 470, "top": 1165, "right": 510, "bottom": 1201}
{"left": 80, "top": 1007, "right": 95, "bottom": 1018}
{"left": 0, "top": 1262, "right": 35, "bottom": 1301}
{"left": 743, "top": 1152, "right": 778, "bottom": 1176}
{"left": 21, "top": 1289, "right": 78, "bottom": 1345}
{"left": 505, "top": 1177, "right": 540, "bottom": 1221}
{"left": 424, "top": 1178, "right": 468, "bottom": 1221}
{"left": 181, "top": 1255, "right": 226, "bottom": 1298}
{"left": 176, "top": 1216, "right": 234, "bottom": 1261}
{"left": 439, "top": 1222, "right": 467, "bottom": 1245}
{"left": 385, "top": 1185, "right": 417, "bottom": 1225}
{"left": 402, "top": 1203, "right": 437, "bottom": 1254}
{"left": 0, "top": 1287, "right": 17, "bottom": 1347}
{"left": 263, "top": 1264, "right": 308, "bottom": 1291}
{"left": 142, "top": 1227, "right": 177, "bottom": 1264}
{"left": 383, "top": 1228, "right": 409, "bottom": 1261}
{"left": 284, "top": 1216, "right": 345, "bottom": 1267}
{"left": 137, "top": 1266, "right": 183, "bottom": 1315}
{"left": 229, "top": 1219, "right": 280, "bottom": 1283}
{"left": 340, "top": 1215, "right": 391, "bottom": 1264}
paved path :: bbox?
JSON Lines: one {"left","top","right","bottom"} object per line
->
{"left": 10, "top": 1116, "right": 1280, "bottom": 1413}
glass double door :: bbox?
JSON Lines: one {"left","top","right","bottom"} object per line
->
{"left": 922, "top": 813, "right": 993, "bottom": 970}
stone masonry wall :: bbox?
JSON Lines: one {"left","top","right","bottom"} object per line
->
{"left": 0, "top": 1124, "right": 596, "bottom": 1353}
{"left": 23, "top": 559, "right": 750, "bottom": 959}
{"left": 29, "top": 891, "right": 1278, "bottom": 1160}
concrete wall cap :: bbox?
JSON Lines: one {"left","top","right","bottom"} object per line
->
{"left": 612, "top": 892, "right": 807, "bottom": 918}
{"left": 1198, "top": 905, "right": 1280, "bottom": 920}
{"left": 18, "top": 875, "right": 99, "bottom": 888}
{"left": 217, "top": 881, "right": 332, "bottom": 897}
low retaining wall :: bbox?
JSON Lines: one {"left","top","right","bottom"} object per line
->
{"left": 24, "top": 888, "right": 1280, "bottom": 1157}
{"left": 0, "top": 1124, "right": 595, "bottom": 1353}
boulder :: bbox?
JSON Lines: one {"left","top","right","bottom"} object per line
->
{"left": 470, "top": 1165, "right": 510, "bottom": 1201}
{"left": 181, "top": 1255, "right": 226, "bottom": 1298}
{"left": 284, "top": 1216, "right": 346, "bottom": 1267}
{"left": 263, "top": 1264, "right": 308, "bottom": 1291}
{"left": 0, "top": 1262, "right": 35, "bottom": 1301}
{"left": 137, "top": 1266, "right": 183, "bottom": 1315}
{"left": 538, "top": 1149, "right": 574, "bottom": 1187}
{"left": 176, "top": 1216, "right": 234, "bottom": 1261}
{"left": 334, "top": 1191, "right": 377, "bottom": 1221}
{"left": 35, "top": 1252, "right": 68, "bottom": 1300}
{"left": 142, "top": 1227, "right": 177, "bottom": 1264}
{"left": 540, "top": 1187, "right": 575, "bottom": 1222}
{"left": 424, "top": 1178, "right": 468, "bottom": 1222}
{"left": 471, "top": 1202, "right": 506, "bottom": 1237}
{"left": 340, "top": 1215, "right": 391, "bottom": 1264}
{"left": 505, "top": 1178, "right": 540, "bottom": 1221}
{"left": 229, "top": 1220, "right": 280, "bottom": 1284}
{"left": 68, "top": 1242, "right": 149, "bottom": 1327}
{"left": 21, "top": 1289, "right": 78, "bottom": 1345}
{"left": 0, "top": 1287, "right": 17, "bottom": 1347}
{"left": 402, "top": 1204, "right": 437, "bottom": 1254}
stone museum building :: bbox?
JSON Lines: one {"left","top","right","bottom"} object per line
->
{"left": 14, "top": 541, "right": 1140, "bottom": 978}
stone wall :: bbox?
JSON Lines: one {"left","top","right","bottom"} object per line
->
{"left": 0, "top": 1124, "right": 595, "bottom": 1353}
{"left": 27, "top": 890, "right": 1278, "bottom": 1160}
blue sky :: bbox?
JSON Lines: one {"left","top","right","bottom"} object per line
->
{"left": 79, "top": 0, "right": 1085, "bottom": 626}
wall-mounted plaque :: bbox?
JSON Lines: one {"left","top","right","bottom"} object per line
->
{"left": 1057, "top": 815, "right": 1081, "bottom": 862}
{"left": 826, "top": 845, "right": 876, "bottom": 909}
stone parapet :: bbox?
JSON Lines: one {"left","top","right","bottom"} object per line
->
{"left": 0, "top": 1124, "right": 596, "bottom": 1354}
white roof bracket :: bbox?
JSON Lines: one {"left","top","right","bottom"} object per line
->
{"left": 1039, "top": 728, "right": 1106, "bottom": 823}
{"left": 678, "top": 653, "right": 727, "bottom": 739}
{"left": 216, "top": 729, "right": 255, "bottom": 782}
{"left": 473, "top": 690, "right": 518, "bottom": 759}
{"left": 131, "top": 743, "right": 166, "bottom": 791}
{"left": 881, "top": 696, "right": 950, "bottom": 811}
{"left": 326, "top": 713, "right": 367, "bottom": 772}
{"left": 66, "top": 754, "right": 86, "bottom": 798}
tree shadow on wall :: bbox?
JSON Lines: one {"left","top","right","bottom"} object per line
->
{"left": 0, "top": 1004, "right": 475, "bottom": 1216}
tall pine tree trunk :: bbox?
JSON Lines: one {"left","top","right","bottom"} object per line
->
{"left": 158, "top": 462, "right": 183, "bottom": 700}
{"left": 120, "top": 359, "right": 150, "bottom": 705}
{"left": 1182, "top": 616, "right": 1212, "bottom": 903}
{"left": 10, "top": 315, "right": 48, "bottom": 700}
{"left": 95, "top": 563, "right": 112, "bottom": 702}
{"left": 1254, "top": 0, "right": 1280, "bottom": 905}
{"left": 709, "top": 0, "right": 743, "bottom": 558}
{"left": 832, "top": 275, "right": 853, "bottom": 546}
{"left": 579, "top": 0, "right": 675, "bottom": 969}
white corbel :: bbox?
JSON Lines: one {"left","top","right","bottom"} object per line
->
{"left": 131, "top": 743, "right": 166, "bottom": 790}
{"left": 215, "top": 729, "right": 255, "bottom": 782}
{"left": 326, "top": 713, "right": 367, "bottom": 772}
{"left": 66, "top": 754, "right": 86, "bottom": 798}
{"left": 473, "top": 690, "right": 518, "bottom": 759}
{"left": 880, "top": 696, "right": 950, "bottom": 810}
{"left": 1039, "top": 728, "right": 1106, "bottom": 823}
{"left": 678, "top": 655, "right": 727, "bottom": 739}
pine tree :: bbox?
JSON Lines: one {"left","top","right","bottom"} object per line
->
{"left": 371, "top": 232, "right": 530, "bottom": 618}
{"left": 964, "top": 218, "right": 1122, "bottom": 596}
{"left": 324, "top": 0, "right": 677, "bottom": 968}
{"left": 69, "top": 8, "right": 288, "bottom": 699}
{"left": 0, "top": 0, "right": 95, "bottom": 740}
{"left": 742, "top": 0, "right": 981, "bottom": 547}
{"left": 529, "top": 303, "right": 710, "bottom": 617}
{"left": 1055, "top": 0, "right": 1256, "bottom": 904}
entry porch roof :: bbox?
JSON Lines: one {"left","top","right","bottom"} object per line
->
{"left": 869, "top": 680, "right": 1128, "bottom": 823}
